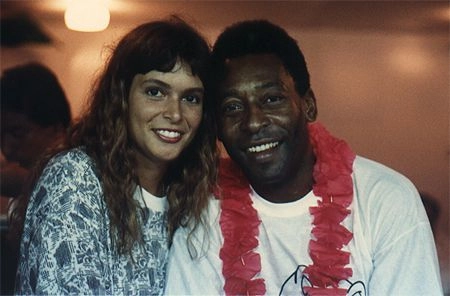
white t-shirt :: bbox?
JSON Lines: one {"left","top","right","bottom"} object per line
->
{"left": 165, "top": 156, "right": 443, "bottom": 295}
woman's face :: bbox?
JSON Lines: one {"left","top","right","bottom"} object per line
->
{"left": 128, "top": 60, "right": 204, "bottom": 169}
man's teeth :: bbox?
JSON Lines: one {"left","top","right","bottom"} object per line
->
{"left": 157, "top": 130, "right": 180, "bottom": 138}
{"left": 248, "top": 142, "right": 279, "bottom": 153}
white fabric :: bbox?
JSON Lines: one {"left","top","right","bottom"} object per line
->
{"left": 137, "top": 186, "right": 168, "bottom": 211}
{"left": 165, "top": 156, "right": 443, "bottom": 296}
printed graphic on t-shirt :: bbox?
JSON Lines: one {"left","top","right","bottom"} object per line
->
{"left": 279, "top": 265, "right": 367, "bottom": 296}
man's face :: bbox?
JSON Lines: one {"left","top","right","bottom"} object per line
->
{"left": 217, "top": 54, "right": 316, "bottom": 187}
{"left": 1, "top": 111, "right": 58, "bottom": 168}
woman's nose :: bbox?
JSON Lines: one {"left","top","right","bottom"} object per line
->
{"left": 162, "top": 99, "right": 182, "bottom": 123}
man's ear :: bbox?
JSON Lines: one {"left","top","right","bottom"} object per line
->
{"left": 303, "top": 88, "right": 318, "bottom": 122}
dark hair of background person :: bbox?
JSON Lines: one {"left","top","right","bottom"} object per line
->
{"left": 9, "top": 16, "right": 218, "bottom": 256}
{"left": 1, "top": 62, "right": 72, "bottom": 295}
{"left": 420, "top": 191, "right": 441, "bottom": 235}
{"left": 0, "top": 63, "right": 71, "bottom": 129}
{"left": 208, "top": 19, "right": 311, "bottom": 105}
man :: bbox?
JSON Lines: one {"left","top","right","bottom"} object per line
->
{"left": 1, "top": 63, "right": 71, "bottom": 198}
{"left": 0, "top": 62, "right": 71, "bottom": 295}
{"left": 165, "top": 20, "right": 442, "bottom": 295}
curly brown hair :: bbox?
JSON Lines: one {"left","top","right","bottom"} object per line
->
{"left": 10, "top": 16, "right": 217, "bottom": 255}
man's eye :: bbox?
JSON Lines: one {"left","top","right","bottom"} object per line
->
{"left": 222, "top": 103, "right": 243, "bottom": 114}
{"left": 146, "top": 88, "right": 163, "bottom": 97}
{"left": 266, "top": 96, "right": 284, "bottom": 104}
{"left": 9, "top": 128, "right": 28, "bottom": 138}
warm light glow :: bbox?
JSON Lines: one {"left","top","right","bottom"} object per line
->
{"left": 389, "top": 37, "right": 431, "bottom": 76}
{"left": 64, "top": 0, "right": 110, "bottom": 32}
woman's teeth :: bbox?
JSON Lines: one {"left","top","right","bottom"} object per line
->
{"left": 157, "top": 130, "right": 180, "bottom": 139}
{"left": 248, "top": 142, "right": 279, "bottom": 153}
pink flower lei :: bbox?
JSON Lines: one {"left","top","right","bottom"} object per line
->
{"left": 218, "top": 122, "right": 356, "bottom": 295}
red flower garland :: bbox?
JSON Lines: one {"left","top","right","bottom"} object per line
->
{"left": 218, "top": 122, "right": 356, "bottom": 296}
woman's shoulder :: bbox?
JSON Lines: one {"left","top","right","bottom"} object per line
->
{"left": 25, "top": 148, "right": 105, "bottom": 228}
{"left": 31, "top": 148, "right": 102, "bottom": 208}
{"left": 40, "top": 147, "right": 98, "bottom": 181}
{"left": 47, "top": 147, "right": 93, "bottom": 169}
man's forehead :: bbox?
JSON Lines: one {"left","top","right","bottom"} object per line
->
{"left": 220, "top": 64, "right": 291, "bottom": 92}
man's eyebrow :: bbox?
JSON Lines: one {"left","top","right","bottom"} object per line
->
{"left": 219, "top": 80, "right": 286, "bottom": 98}
{"left": 219, "top": 89, "right": 239, "bottom": 98}
{"left": 255, "top": 81, "right": 285, "bottom": 90}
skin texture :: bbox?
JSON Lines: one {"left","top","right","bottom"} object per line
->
{"left": 128, "top": 60, "right": 204, "bottom": 196}
{"left": 217, "top": 54, "right": 317, "bottom": 203}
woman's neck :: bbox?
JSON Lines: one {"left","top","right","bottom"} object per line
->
{"left": 136, "top": 163, "right": 168, "bottom": 197}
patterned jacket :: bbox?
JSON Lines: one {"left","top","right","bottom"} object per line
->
{"left": 16, "top": 148, "right": 169, "bottom": 295}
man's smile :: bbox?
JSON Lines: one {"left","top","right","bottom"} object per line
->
{"left": 247, "top": 141, "right": 279, "bottom": 153}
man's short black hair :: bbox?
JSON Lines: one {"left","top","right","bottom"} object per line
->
{"left": 1, "top": 63, "right": 71, "bottom": 128}
{"left": 210, "top": 19, "right": 310, "bottom": 97}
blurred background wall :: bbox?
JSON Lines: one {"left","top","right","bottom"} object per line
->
{"left": 1, "top": 0, "right": 449, "bottom": 293}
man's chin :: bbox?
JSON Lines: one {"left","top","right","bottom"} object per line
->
{"left": 245, "top": 167, "right": 286, "bottom": 187}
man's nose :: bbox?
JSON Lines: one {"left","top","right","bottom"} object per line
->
{"left": 242, "top": 105, "right": 270, "bottom": 133}
{"left": 1, "top": 134, "right": 17, "bottom": 161}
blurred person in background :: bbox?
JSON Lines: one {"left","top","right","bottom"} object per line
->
{"left": 1, "top": 62, "right": 71, "bottom": 198}
{"left": 0, "top": 62, "right": 71, "bottom": 295}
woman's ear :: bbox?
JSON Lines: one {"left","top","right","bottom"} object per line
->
{"left": 303, "top": 88, "right": 318, "bottom": 122}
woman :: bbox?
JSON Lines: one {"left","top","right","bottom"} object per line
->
{"left": 13, "top": 17, "right": 217, "bottom": 295}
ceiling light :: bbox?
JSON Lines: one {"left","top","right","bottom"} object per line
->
{"left": 64, "top": 0, "right": 110, "bottom": 32}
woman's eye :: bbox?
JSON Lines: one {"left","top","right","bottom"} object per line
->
{"left": 182, "top": 95, "right": 201, "bottom": 104}
{"left": 146, "top": 88, "right": 163, "bottom": 97}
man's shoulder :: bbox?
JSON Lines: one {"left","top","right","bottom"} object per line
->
{"left": 202, "top": 196, "right": 221, "bottom": 226}
{"left": 352, "top": 155, "right": 421, "bottom": 214}
{"left": 353, "top": 155, "right": 415, "bottom": 188}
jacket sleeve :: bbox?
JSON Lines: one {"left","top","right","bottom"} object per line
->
{"left": 16, "top": 151, "right": 112, "bottom": 295}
